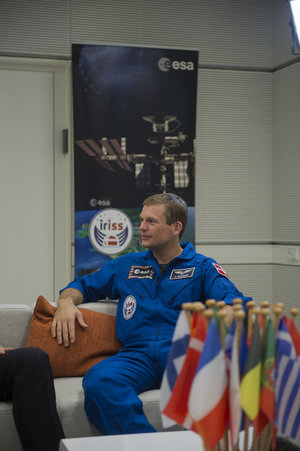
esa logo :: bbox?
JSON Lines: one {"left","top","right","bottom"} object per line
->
{"left": 158, "top": 57, "right": 194, "bottom": 72}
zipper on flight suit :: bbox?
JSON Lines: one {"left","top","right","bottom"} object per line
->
{"left": 156, "top": 264, "right": 167, "bottom": 289}
{"left": 153, "top": 264, "right": 168, "bottom": 348}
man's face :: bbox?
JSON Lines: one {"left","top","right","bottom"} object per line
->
{"left": 139, "top": 204, "right": 177, "bottom": 250}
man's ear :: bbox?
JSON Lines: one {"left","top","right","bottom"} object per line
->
{"left": 173, "top": 221, "right": 183, "bottom": 236}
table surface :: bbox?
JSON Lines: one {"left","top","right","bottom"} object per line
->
{"left": 59, "top": 428, "right": 255, "bottom": 451}
{"left": 59, "top": 430, "right": 205, "bottom": 451}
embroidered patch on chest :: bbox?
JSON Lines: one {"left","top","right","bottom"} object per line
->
{"left": 212, "top": 263, "right": 229, "bottom": 279}
{"left": 170, "top": 267, "right": 195, "bottom": 280}
{"left": 123, "top": 295, "right": 137, "bottom": 320}
{"left": 128, "top": 265, "right": 155, "bottom": 280}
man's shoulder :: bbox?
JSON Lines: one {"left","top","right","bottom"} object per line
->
{"left": 182, "top": 242, "right": 213, "bottom": 263}
{"left": 184, "top": 247, "right": 217, "bottom": 268}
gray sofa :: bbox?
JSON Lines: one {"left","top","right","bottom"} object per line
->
{"left": 0, "top": 301, "right": 179, "bottom": 451}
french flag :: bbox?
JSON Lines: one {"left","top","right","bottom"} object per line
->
{"left": 188, "top": 319, "right": 229, "bottom": 450}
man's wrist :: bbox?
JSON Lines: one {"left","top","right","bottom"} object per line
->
{"left": 57, "top": 297, "right": 75, "bottom": 307}
{"left": 58, "top": 288, "right": 83, "bottom": 306}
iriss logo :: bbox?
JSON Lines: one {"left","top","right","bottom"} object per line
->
{"left": 158, "top": 57, "right": 194, "bottom": 72}
{"left": 88, "top": 208, "right": 132, "bottom": 255}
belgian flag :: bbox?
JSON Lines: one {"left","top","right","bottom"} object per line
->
{"left": 240, "top": 320, "right": 262, "bottom": 420}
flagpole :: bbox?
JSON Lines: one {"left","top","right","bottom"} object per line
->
{"left": 204, "top": 308, "right": 214, "bottom": 328}
{"left": 217, "top": 308, "right": 227, "bottom": 348}
{"left": 243, "top": 301, "right": 256, "bottom": 451}
{"left": 206, "top": 299, "right": 217, "bottom": 313}
{"left": 233, "top": 298, "right": 243, "bottom": 308}
{"left": 206, "top": 299, "right": 216, "bottom": 307}
{"left": 190, "top": 303, "right": 211, "bottom": 451}
{"left": 248, "top": 308, "right": 259, "bottom": 451}
{"left": 203, "top": 300, "right": 220, "bottom": 451}
{"left": 260, "top": 301, "right": 270, "bottom": 309}
{"left": 181, "top": 302, "right": 212, "bottom": 451}
{"left": 252, "top": 307, "right": 266, "bottom": 451}
{"left": 217, "top": 301, "right": 226, "bottom": 310}
{"left": 233, "top": 299, "right": 243, "bottom": 315}
{"left": 272, "top": 305, "right": 283, "bottom": 332}
{"left": 235, "top": 309, "right": 246, "bottom": 365}
{"left": 182, "top": 302, "right": 194, "bottom": 330}
{"left": 233, "top": 304, "right": 243, "bottom": 314}
{"left": 194, "top": 302, "right": 206, "bottom": 314}
{"left": 258, "top": 308, "right": 271, "bottom": 451}
{"left": 290, "top": 307, "right": 299, "bottom": 322}
{"left": 233, "top": 310, "right": 246, "bottom": 451}
{"left": 260, "top": 307, "right": 270, "bottom": 357}
{"left": 216, "top": 308, "right": 229, "bottom": 451}
{"left": 246, "top": 301, "right": 255, "bottom": 337}
{"left": 260, "top": 304, "right": 283, "bottom": 451}
{"left": 275, "top": 302, "right": 285, "bottom": 310}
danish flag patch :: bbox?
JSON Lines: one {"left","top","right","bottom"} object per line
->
{"left": 212, "top": 263, "right": 229, "bottom": 279}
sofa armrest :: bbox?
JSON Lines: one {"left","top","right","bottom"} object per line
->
{"left": 0, "top": 304, "right": 33, "bottom": 348}
{"left": 79, "top": 300, "right": 118, "bottom": 317}
{"left": 49, "top": 299, "right": 118, "bottom": 317}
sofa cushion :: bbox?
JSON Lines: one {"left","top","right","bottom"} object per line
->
{"left": 54, "top": 378, "right": 171, "bottom": 437}
{"left": 54, "top": 377, "right": 100, "bottom": 438}
{"left": 26, "top": 296, "right": 121, "bottom": 377}
{"left": 0, "top": 400, "right": 23, "bottom": 451}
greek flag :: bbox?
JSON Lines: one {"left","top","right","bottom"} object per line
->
{"left": 275, "top": 318, "right": 300, "bottom": 441}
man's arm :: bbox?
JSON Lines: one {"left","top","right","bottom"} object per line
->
{"left": 203, "top": 259, "right": 251, "bottom": 326}
{"left": 51, "top": 288, "right": 88, "bottom": 347}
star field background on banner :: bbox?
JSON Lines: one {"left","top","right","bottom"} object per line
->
{"left": 72, "top": 44, "right": 198, "bottom": 277}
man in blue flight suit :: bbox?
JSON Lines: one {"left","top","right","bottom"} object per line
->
{"left": 51, "top": 193, "right": 251, "bottom": 435}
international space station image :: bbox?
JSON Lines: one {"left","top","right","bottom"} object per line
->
{"left": 75, "top": 113, "right": 195, "bottom": 195}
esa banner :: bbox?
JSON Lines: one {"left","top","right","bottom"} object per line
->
{"left": 72, "top": 44, "right": 198, "bottom": 277}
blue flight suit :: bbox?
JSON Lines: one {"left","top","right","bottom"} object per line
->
{"left": 62, "top": 242, "right": 251, "bottom": 434}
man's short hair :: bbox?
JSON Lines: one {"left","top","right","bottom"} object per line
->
{"left": 142, "top": 193, "right": 188, "bottom": 239}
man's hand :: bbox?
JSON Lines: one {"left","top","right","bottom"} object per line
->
{"left": 0, "top": 345, "right": 13, "bottom": 355}
{"left": 51, "top": 289, "right": 87, "bottom": 347}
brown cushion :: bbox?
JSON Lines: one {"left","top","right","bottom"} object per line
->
{"left": 26, "top": 295, "right": 121, "bottom": 377}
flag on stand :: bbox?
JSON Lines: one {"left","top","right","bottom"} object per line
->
{"left": 162, "top": 311, "right": 207, "bottom": 429}
{"left": 225, "top": 319, "right": 247, "bottom": 372}
{"left": 285, "top": 316, "right": 300, "bottom": 360}
{"left": 188, "top": 319, "right": 229, "bottom": 450}
{"left": 275, "top": 318, "right": 300, "bottom": 441}
{"left": 225, "top": 320, "right": 247, "bottom": 450}
{"left": 160, "top": 310, "right": 190, "bottom": 428}
{"left": 240, "top": 319, "right": 261, "bottom": 420}
{"left": 253, "top": 317, "right": 276, "bottom": 445}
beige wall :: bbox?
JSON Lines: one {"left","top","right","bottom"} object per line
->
{"left": 0, "top": 0, "right": 299, "bottom": 327}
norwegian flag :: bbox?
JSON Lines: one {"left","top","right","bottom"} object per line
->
{"left": 160, "top": 310, "right": 190, "bottom": 428}
{"left": 162, "top": 311, "right": 207, "bottom": 429}
{"left": 213, "top": 263, "right": 229, "bottom": 278}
